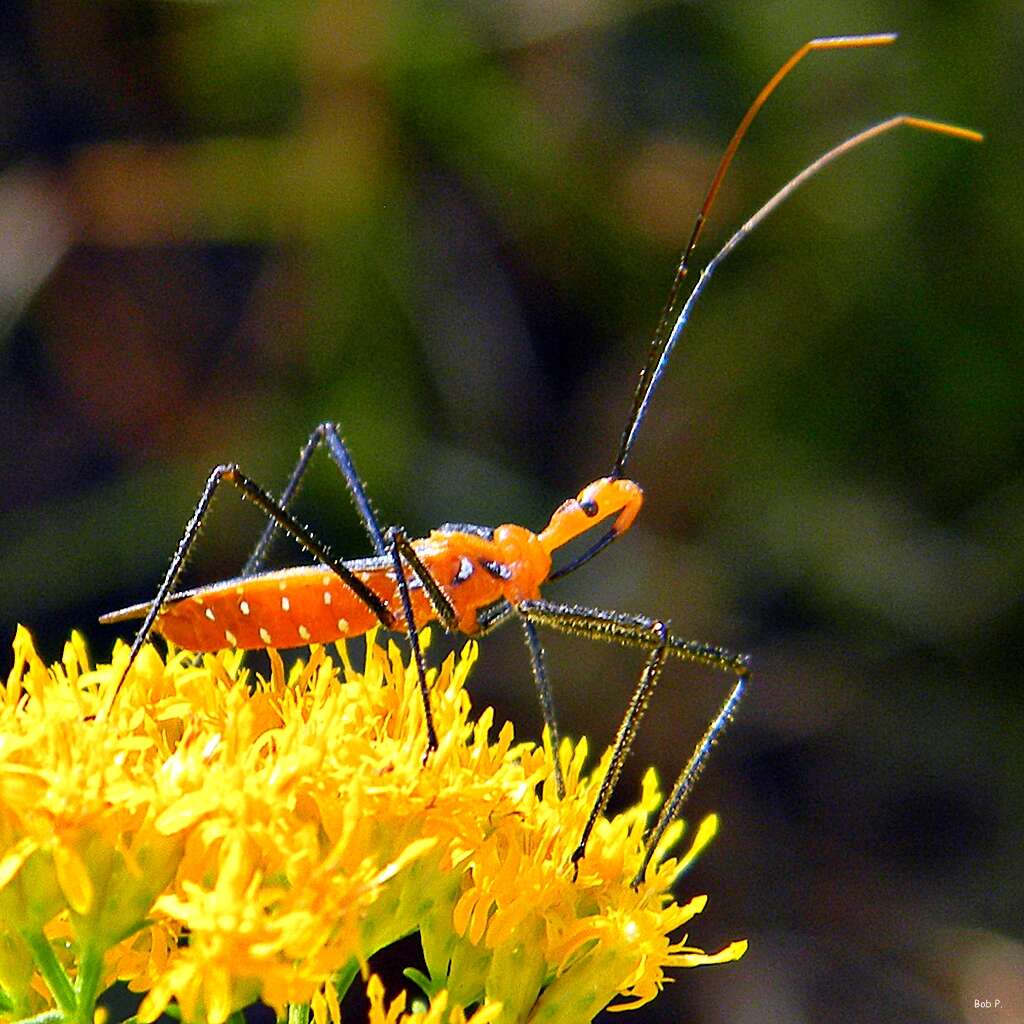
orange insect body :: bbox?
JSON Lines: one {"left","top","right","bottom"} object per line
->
{"left": 115, "top": 477, "right": 644, "bottom": 652}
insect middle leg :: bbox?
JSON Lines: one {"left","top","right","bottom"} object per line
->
{"left": 515, "top": 598, "right": 748, "bottom": 884}
{"left": 244, "top": 422, "right": 386, "bottom": 575}
{"left": 230, "top": 425, "right": 468, "bottom": 757}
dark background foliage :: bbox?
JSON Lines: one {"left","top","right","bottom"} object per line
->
{"left": 1, "top": 2, "right": 1020, "bottom": 1022}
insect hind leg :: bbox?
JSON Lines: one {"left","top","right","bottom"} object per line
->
{"left": 109, "top": 463, "right": 396, "bottom": 705}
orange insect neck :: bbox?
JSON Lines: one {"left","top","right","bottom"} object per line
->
{"left": 537, "top": 477, "right": 643, "bottom": 557}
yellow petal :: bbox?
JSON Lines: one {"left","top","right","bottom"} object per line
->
{"left": 53, "top": 841, "right": 94, "bottom": 915}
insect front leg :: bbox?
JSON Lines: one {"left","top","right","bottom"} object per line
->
{"left": 515, "top": 598, "right": 748, "bottom": 883}
{"left": 471, "top": 601, "right": 567, "bottom": 801}
{"left": 634, "top": 668, "right": 744, "bottom": 887}
{"left": 244, "top": 422, "right": 385, "bottom": 575}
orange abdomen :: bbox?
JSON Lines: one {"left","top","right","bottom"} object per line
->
{"left": 151, "top": 536, "right": 509, "bottom": 651}
{"left": 157, "top": 562, "right": 472, "bottom": 650}
{"left": 153, "top": 567, "right": 385, "bottom": 650}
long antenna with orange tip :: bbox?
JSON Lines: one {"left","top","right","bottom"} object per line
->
{"left": 618, "top": 33, "right": 901, "bottom": 476}
{"left": 614, "top": 114, "right": 983, "bottom": 475}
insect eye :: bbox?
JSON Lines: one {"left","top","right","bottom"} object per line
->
{"left": 580, "top": 498, "right": 599, "bottom": 517}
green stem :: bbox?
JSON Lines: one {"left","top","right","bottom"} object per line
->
{"left": 11, "top": 1011, "right": 65, "bottom": 1024}
{"left": 287, "top": 1002, "right": 310, "bottom": 1024}
{"left": 20, "top": 930, "right": 75, "bottom": 1019}
{"left": 334, "top": 958, "right": 359, "bottom": 1004}
{"left": 74, "top": 944, "right": 105, "bottom": 1024}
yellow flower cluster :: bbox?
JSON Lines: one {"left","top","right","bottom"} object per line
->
{"left": 0, "top": 625, "right": 744, "bottom": 1024}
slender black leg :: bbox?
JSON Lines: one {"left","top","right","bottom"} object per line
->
{"left": 515, "top": 598, "right": 749, "bottom": 882}
{"left": 382, "top": 525, "right": 465, "bottom": 757}
{"left": 384, "top": 527, "right": 437, "bottom": 754}
{"left": 110, "top": 463, "right": 396, "bottom": 703}
{"left": 632, "top": 674, "right": 744, "bottom": 887}
{"left": 386, "top": 530, "right": 459, "bottom": 630}
{"left": 570, "top": 619, "right": 668, "bottom": 876}
{"left": 517, "top": 616, "right": 567, "bottom": 800}
{"left": 244, "top": 422, "right": 385, "bottom": 575}
{"left": 473, "top": 599, "right": 514, "bottom": 635}
{"left": 469, "top": 600, "right": 567, "bottom": 800}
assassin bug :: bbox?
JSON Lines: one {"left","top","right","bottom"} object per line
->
{"left": 101, "top": 35, "right": 980, "bottom": 883}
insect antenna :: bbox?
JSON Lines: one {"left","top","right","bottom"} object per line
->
{"left": 612, "top": 112, "right": 982, "bottom": 478}
{"left": 550, "top": 35, "right": 902, "bottom": 586}
{"left": 551, "top": 103, "right": 980, "bottom": 586}
{"left": 614, "top": 32, "right": 952, "bottom": 477}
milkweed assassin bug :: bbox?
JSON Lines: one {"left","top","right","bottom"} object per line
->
{"left": 100, "top": 35, "right": 981, "bottom": 885}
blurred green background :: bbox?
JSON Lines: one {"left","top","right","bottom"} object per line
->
{"left": 1, "top": 2, "right": 1021, "bottom": 1022}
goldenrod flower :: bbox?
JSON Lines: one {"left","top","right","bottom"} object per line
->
{"left": 0, "top": 626, "right": 745, "bottom": 1024}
